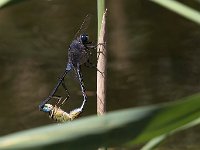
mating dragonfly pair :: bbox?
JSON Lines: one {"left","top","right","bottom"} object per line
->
{"left": 39, "top": 15, "right": 100, "bottom": 122}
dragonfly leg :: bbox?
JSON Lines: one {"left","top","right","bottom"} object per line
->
{"left": 97, "top": 42, "right": 106, "bottom": 60}
{"left": 52, "top": 95, "right": 63, "bottom": 106}
{"left": 85, "top": 42, "right": 106, "bottom": 59}
{"left": 86, "top": 42, "right": 106, "bottom": 50}
{"left": 58, "top": 80, "right": 70, "bottom": 107}
{"left": 84, "top": 59, "right": 104, "bottom": 77}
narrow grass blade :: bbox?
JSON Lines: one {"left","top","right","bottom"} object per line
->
{"left": 150, "top": 0, "right": 200, "bottom": 25}
{"left": 0, "top": 0, "right": 26, "bottom": 8}
{"left": 141, "top": 118, "right": 200, "bottom": 150}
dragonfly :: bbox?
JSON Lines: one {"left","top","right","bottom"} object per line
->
{"left": 39, "top": 15, "right": 97, "bottom": 121}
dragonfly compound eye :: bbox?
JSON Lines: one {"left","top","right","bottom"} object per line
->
{"left": 80, "top": 34, "right": 89, "bottom": 44}
{"left": 42, "top": 104, "right": 54, "bottom": 113}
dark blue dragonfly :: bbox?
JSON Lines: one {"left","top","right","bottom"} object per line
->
{"left": 39, "top": 15, "right": 96, "bottom": 116}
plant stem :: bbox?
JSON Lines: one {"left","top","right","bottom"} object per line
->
{"left": 97, "top": 1, "right": 107, "bottom": 116}
{"left": 97, "top": 0, "right": 105, "bottom": 37}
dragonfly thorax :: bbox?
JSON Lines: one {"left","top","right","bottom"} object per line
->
{"left": 68, "top": 38, "right": 89, "bottom": 67}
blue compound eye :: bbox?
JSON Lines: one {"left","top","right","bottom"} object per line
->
{"left": 42, "top": 104, "right": 53, "bottom": 113}
{"left": 80, "top": 34, "right": 89, "bottom": 44}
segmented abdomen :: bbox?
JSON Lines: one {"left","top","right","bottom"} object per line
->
{"left": 49, "top": 105, "right": 82, "bottom": 122}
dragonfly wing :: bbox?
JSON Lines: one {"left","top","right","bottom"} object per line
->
{"left": 73, "top": 14, "right": 92, "bottom": 40}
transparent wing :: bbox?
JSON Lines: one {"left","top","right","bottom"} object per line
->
{"left": 73, "top": 14, "right": 92, "bottom": 39}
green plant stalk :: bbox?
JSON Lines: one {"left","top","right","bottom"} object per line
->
{"left": 97, "top": 0, "right": 105, "bottom": 37}
{"left": 150, "top": 0, "right": 200, "bottom": 25}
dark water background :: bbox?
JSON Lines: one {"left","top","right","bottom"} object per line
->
{"left": 0, "top": 0, "right": 200, "bottom": 149}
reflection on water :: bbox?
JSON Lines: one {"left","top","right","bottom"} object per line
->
{"left": 0, "top": 0, "right": 200, "bottom": 149}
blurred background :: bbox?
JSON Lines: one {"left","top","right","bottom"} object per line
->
{"left": 0, "top": 0, "right": 200, "bottom": 149}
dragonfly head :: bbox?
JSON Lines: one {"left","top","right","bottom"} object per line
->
{"left": 80, "top": 34, "right": 89, "bottom": 44}
{"left": 42, "top": 104, "right": 54, "bottom": 113}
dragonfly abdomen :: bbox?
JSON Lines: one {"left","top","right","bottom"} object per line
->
{"left": 43, "top": 104, "right": 82, "bottom": 122}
